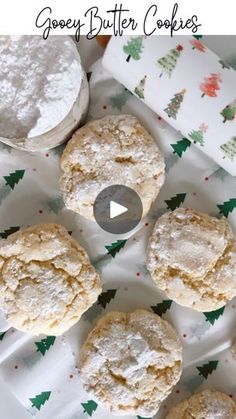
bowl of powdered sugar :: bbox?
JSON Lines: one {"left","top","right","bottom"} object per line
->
{"left": 0, "top": 35, "right": 89, "bottom": 152}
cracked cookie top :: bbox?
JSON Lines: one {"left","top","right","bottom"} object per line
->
{"left": 147, "top": 208, "right": 236, "bottom": 312}
{"left": 60, "top": 114, "right": 165, "bottom": 219}
{"left": 0, "top": 223, "right": 101, "bottom": 335}
{"left": 79, "top": 310, "right": 182, "bottom": 417}
{"left": 166, "top": 389, "right": 236, "bottom": 418}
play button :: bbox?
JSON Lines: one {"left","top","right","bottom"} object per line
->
{"left": 93, "top": 185, "right": 143, "bottom": 234}
{"left": 110, "top": 201, "right": 128, "bottom": 219}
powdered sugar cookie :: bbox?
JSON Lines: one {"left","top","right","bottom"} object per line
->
{"left": 166, "top": 389, "right": 236, "bottom": 418}
{"left": 0, "top": 224, "right": 101, "bottom": 335}
{"left": 60, "top": 114, "right": 165, "bottom": 219}
{"left": 147, "top": 208, "right": 236, "bottom": 312}
{"left": 79, "top": 309, "right": 182, "bottom": 417}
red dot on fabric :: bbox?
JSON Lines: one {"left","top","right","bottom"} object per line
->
{"left": 69, "top": 374, "right": 73, "bottom": 379}
{"left": 14, "top": 365, "right": 18, "bottom": 369}
{"left": 33, "top": 168, "right": 36, "bottom": 172}
{"left": 79, "top": 229, "right": 83, "bottom": 233}
{"left": 193, "top": 192, "right": 197, "bottom": 196}
{"left": 45, "top": 153, "right": 49, "bottom": 157}
{"left": 229, "top": 394, "right": 233, "bottom": 398}
{"left": 176, "top": 389, "right": 180, "bottom": 394}
{"left": 183, "top": 334, "right": 187, "bottom": 338}
{"left": 205, "top": 177, "right": 209, "bottom": 181}
{"left": 103, "top": 105, "right": 107, "bottom": 110}
{"left": 158, "top": 116, "right": 162, "bottom": 120}
{"left": 145, "top": 223, "right": 149, "bottom": 226}
{"left": 136, "top": 272, "right": 140, "bottom": 277}
{"left": 39, "top": 210, "right": 43, "bottom": 214}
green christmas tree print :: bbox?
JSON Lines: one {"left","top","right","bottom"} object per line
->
{"left": 0, "top": 226, "right": 20, "bottom": 239}
{"left": 43, "top": 196, "right": 64, "bottom": 214}
{"left": 188, "top": 123, "right": 208, "bottom": 146}
{"left": 0, "top": 331, "right": 6, "bottom": 341}
{"left": 3, "top": 170, "right": 25, "bottom": 189}
{"left": 105, "top": 240, "right": 127, "bottom": 257}
{"left": 194, "top": 35, "right": 203, "bottom": 40}
{"left": 81, "top": 400, "right": 98, "bottom": 417}
{"left": 109, "top": 88, "right": 132, "bottom": 110}
{"left": 217, "top": 198, "right": 236, "bottom": 216}
{"left": 220, "top": 137, "right": 236, "bottom": 160}
{"left": 137, "top": 416, "right": 151, "bottom": 419}
{"left": 134, "top": 76, "right": 146, "bottom": 99}
{"left": 164, "top": 89, "right": 186, "bottom": 119}
{"left": 98, "top": 289, "right": 117, "bottom": 309}
{"left": 221, "top": 100, "right": 236, "bottom": 122}
{"left": 29, "top": 391, "right": 51, "bottom": 411}
{"left": 157, "top": 44, "right": 184, "bottom": 77}
{"left": 219, "top": 59, "right": 231, "bottom": 70}
{"left": 151, "top": 300, "right": 172, "bottom": 317}
{"left": 204, "top": 306, "right": 225, "bottom": 325}
{"left": 171, "top": 138, "right": 191, "bottom": 157}
{"left": 210, "top": 167, "right": 228, "bottom": 182}
{"left": 35, "top": 336, "right": 56, "bottom": 355}
{"left": 123, "top": 36, "right": 144, "bottom": 63}
{"left": 165, "top": 193, "right": 186, "bottom": 210}
{"left": 196, "top": 360, "right": 218, "bottom": 379}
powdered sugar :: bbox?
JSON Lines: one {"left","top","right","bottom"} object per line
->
{"left": 147, "top": 208, "right": 236, "bottom": 312}
{"left": 79, "top": 310, "right": 182, "bottom": 417}
{"left": 0, "top": 35, "right": 82, "bottom": 139}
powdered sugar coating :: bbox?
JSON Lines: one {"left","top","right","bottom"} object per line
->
{"left": 79, "top": 310, "right": 182, "bottom": 417}
{"left": 147, "top": 208, "right": 236, "bottom": 312}
{"left": 0, "top": 224, "right": 101, "bottom": 335}
{"left": 60, "top": 114, "right": 165, "bottom": 219}
{"left": 166, "top": 389, "right": 236, "bottom": 418}
{"left": 0, "top": 35, "right": 82, "bottom": 139}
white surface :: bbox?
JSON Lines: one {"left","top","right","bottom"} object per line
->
{"left": 110, "top": 201, "right": 128, "bottom": 218}
{"left": 0, "top": 36, "right": 235, "bottom": 419}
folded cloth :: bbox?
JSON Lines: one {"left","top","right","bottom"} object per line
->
{"left": 103, "top": 35, "right": 236, "bottom": 176}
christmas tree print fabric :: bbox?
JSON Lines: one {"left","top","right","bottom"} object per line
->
{"left": 103, "top": 35, "right": 236, "bottom": 176}
{"left": 0, "top": 39, "right": 236, "bottom": 419}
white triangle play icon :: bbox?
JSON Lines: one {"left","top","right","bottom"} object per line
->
{"left": 110, "top": 201, "right": 128, "bottom": 219}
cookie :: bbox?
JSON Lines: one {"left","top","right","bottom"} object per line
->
{"left": 166, "top": 389, "right": 236, "bottom": 418}
{"left": 79, "top": 309, "right": 182, "bottom": 417}
{"left": 0, "top": 224, "right": 101, "bottom": 335}
{"left": 147, "top": 208, "right": 236, "bottom": 312}
{"left": 60, "top": 114, "right": 165, "bottom": 219}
